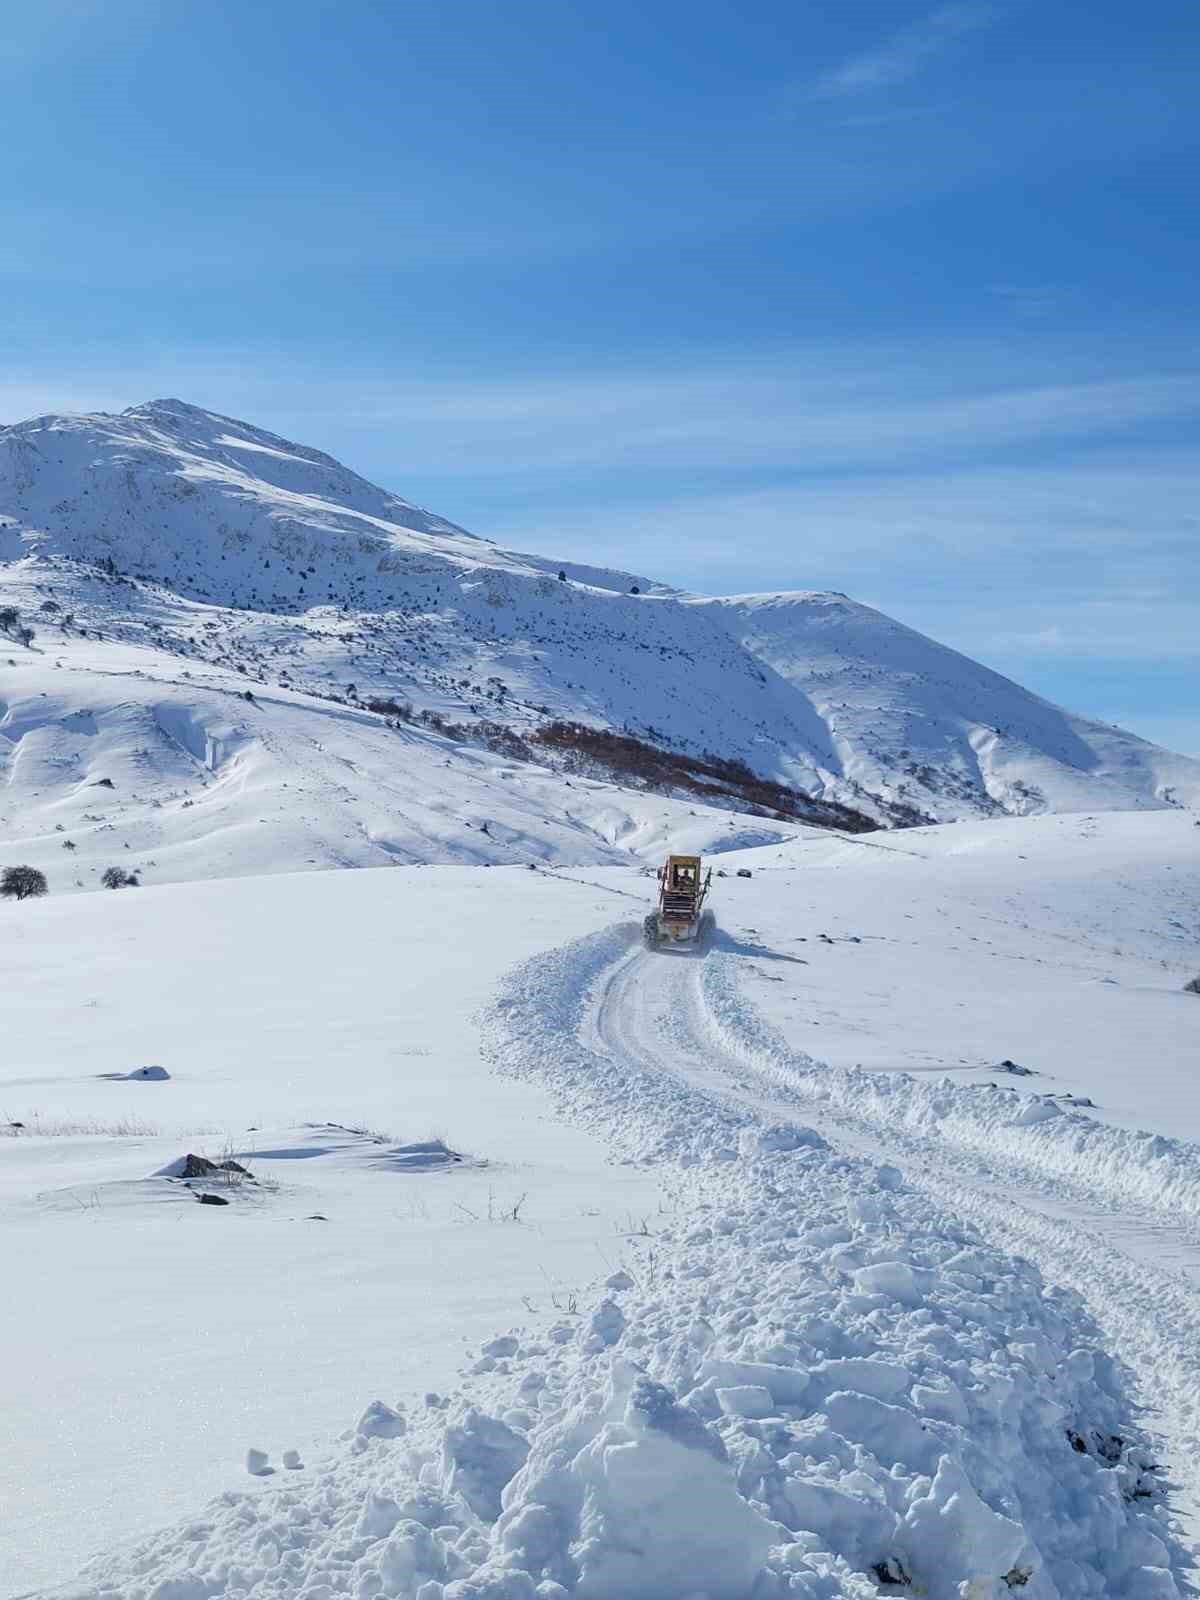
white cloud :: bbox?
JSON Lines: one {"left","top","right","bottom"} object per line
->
{"left": 13, "top": 350, "right": 1200, "bottom": 481}
{"left": 309, "top": 366, "right": 1200, "bottom": 478}
{"left": 815, "top": 3, "right": 998, "bottom": 99}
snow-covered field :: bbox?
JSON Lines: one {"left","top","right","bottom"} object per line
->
{"left": 1, "top": 868, "right": 658, "bottom": 1593}
{"left": 4, "top": 809, "right": 1198, "bottom": 1597}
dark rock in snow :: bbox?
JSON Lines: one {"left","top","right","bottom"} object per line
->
{"left": 197, "top": 1192, "right": 229, "bottom": 1206}
{"left": 181, "top": 1152, "right": 250, "bottom": 1179}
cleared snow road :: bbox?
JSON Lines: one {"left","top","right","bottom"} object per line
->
{"left": 584, "top": 932, "right": 1200, "bottom": 1559}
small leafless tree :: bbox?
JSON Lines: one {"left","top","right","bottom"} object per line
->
{"left": 2, "top": 866, "right": 48, "bottom": 901}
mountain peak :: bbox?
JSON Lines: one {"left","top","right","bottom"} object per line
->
{"left": 124, "top": 397, "right": 211, "bottom": 418}
{"left": 121, "top": 396, "right": 293, "bottom": 439}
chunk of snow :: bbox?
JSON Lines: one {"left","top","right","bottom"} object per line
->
{"left": 442, "top": 1407, "right": 529, "bottom": 1520}
{"left": 852, "top": 1260, "right": 933, "bottom": 1306}
{"left": 356, "top": 1399, "right": 407, "bottom": 1440}
{"left": 715, "top": 1384, "right": 774, "bottom": 1419}
{"left": 1012, "top": 1098, "right": 1063, "bottom": 1127}
{"left": 898, "top": 1457, "right": 1027, "bottom": 1598}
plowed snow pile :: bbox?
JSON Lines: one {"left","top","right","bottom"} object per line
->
{"left": 57, "top": 923, "right": 1186, "bottom": 1600}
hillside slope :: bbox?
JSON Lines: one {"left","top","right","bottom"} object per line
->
{"left": 1, "top": 398, "right": 1196, "bottom": 869}
{"left": 693, "top": 591, "right": 1200, "bottom": 820}
{"left": 0, "top": 629, "right": 808, "bottom": 893}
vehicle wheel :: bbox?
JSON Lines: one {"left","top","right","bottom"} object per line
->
{"left": 643, "top": 913, "right": 660, "bottom": 949}
{"left": 699, "top": 909, "right": 716, "bottom": 947}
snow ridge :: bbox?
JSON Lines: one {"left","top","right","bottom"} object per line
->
{"left": 699, "top": 947, "right": 1200, "bottom": 1223}
{"left": 477, "top": 928, "right": 1184, "bottom": 1598}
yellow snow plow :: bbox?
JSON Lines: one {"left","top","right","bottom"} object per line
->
{"left": 643, "top": 854, "right": 714, "bottom": 948}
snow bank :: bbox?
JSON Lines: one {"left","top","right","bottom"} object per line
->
{"left": 699, "top": 948, "right": 1200, "bottom": 1224}
{"left": 47, "top": 927, "right": 1185, "bottom": 1599}
{"left": 59, "top": 1137, "right": 1181, "bottom": 1598}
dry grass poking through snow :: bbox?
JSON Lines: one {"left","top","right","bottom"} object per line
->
{"left": 2, "top": 1112, "right": 161, "bottom": 1138}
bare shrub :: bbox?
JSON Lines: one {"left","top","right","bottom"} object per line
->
{"left": 366, "top": 696, "right": 413, "bottom": 719}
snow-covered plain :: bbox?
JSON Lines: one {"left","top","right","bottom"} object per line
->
{"left": 1, "top": 868, "right": 659, "bottom": 1593}
{"left": 4, "top": 808, "right": 1198, "bottom": 1597}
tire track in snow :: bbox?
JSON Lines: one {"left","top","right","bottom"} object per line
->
{"left": 586, "top": 937, "right": 1200, "bottom": 1557}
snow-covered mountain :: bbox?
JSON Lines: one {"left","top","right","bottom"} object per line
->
{"left": 692, "top": 590, "right": 1200, "bottom": 819}
{"left": 1, "top": 398, "right": 1196, "bottom": 893}
{"left": 5, "top": 402, "right": 1200, "bottom": 1600}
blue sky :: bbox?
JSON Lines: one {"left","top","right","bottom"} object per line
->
{"left": 2, "top": 0, "right": 1197, "bottom": 751}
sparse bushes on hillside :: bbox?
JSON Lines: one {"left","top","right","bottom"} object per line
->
{"left": 412, "top": 708, "right": 535, "bottom": 762}
{"left": 2, "top": 866, "right": 48, "bottom": 901}
{"left": 366, "top": 696, "right": 414, "bottom": 719}
{"left": 533, "top": 721, "right": 878, "bottom": 832}
{"left": 101, "top": 866, "right": 139, "bottom": 890}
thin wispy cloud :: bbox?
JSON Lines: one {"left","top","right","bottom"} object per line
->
{"left": 815, "top": 3, "right": 998, "bottom": 99}
{"left": 6, "top": 347, "right": 1200, "bottom": 482}
{"left": 302, "top": 366, "right": 1200, "bottom": 481}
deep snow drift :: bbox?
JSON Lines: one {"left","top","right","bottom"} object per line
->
{"left": 2, "top": 398, "right": 1196, "bottom": 842}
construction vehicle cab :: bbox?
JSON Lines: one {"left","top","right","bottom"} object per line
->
{"left": 644, "top": 853, "right": 714, "bottom": 948}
